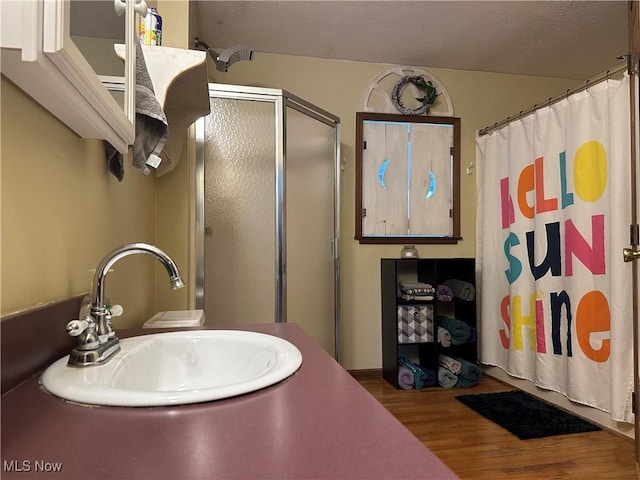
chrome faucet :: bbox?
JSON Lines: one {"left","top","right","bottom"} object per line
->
{"left": 66, "top": 243, "right": 185, "bottom": 367}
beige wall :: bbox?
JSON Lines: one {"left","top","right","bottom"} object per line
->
{"left": 208, "top": 52, "right": 580, "bottom": 369}
{"left": 0, "top": 6, "right": 581, "bottom": 368}
{"left": 0, "top": 1, "right": 194, "bottom": 328}
{"left": 0, "top": 76, "right": 159, "bottom": 327}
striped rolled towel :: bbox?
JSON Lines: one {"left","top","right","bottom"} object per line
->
{"left": 439, "top": 354, "right": 462, "bottom": 375}
{"left": 398, "top": 281, "right": 436, "bottom": 297}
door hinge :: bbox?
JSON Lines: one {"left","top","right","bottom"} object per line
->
{"left": 363, "top": 141, "right": 367, "bottom": 150}
{"left": 630, "top": 224, "right": 639, "bottom": 246}
{"left": 449, "top": 209, "right": 453, "bottom": 218}
{"left": 362, "top": 208, "right": 367, "bottom": 218}
{"left": 450, "top": 146, "right": 454, "bottom": 156}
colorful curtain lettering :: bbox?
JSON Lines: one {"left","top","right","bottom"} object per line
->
{"left": 476, "top": 75, "right": 633, "bottom": 422}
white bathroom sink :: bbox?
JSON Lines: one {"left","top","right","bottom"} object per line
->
{"left": 41, "top": 330, "right": 303, "bottom": 407}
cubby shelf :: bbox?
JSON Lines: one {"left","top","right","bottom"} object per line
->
{"left": 381, "top": 258, "right": 477, "bottom": 389}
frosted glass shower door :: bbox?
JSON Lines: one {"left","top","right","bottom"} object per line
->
{"left": 285, "top": 106, "right": 337, "bottom": 356}
{"left": 203, "top": 97, "right": 276, "bottom": 324}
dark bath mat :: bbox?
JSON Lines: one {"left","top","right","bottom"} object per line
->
{"left": 455, "top": 390, "right": 602, "bottom": 440}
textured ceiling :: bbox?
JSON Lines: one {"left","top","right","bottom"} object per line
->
{"left": 191, "top": 0, "right": 628, "bottom": 80}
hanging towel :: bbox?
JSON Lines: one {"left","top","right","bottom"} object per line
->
{"left": 438, "top": 367, "right": 458, "bottom": 388}
{"left": 105, "top": 142, "right": 124, "bottom": 181}
{"left": 105, "top": 38, "right": 168, "bottom": 180}
{"left": 437, "top": 315, "right": 471, "bottom": 345}
{"left": 442, "top": 279, "right": 475, "bottom": 301}
{"left": 439, "top": 354, "right": 462, "bottom": 375}
{"left": 132, "top": 36, "right": 168, "bottom": 174}
{"left": 455, "top": 357, "right": 482, "bottom": 388}
{"left": 437, "top": 326, "right": 452, "bottom": 347}
{"left": 398, "top": 366, "right": 414, "bottom": 390}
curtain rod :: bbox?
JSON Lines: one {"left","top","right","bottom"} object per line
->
{"left": 477, "top": 61, "right": 629, "bottom": 137}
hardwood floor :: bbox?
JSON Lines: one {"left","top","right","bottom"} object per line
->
{"left": 354, "top": 372, "right": 637, "bottom": 479}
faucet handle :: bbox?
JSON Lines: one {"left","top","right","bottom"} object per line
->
{"left": 66, "top": 318, "right": 90, "bottom": 337}
{"left": 108, "top": 304, "right": 124, "bottom": 317}
{"left": 103, "top": 304, "right": 123, "bottom": 340}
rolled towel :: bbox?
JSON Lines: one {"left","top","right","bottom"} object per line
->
{"left": 455, "top": 357, "right": 482, "bottom": 388}
{"left": 437, "top": 316, "right": 471, "bottom": 345}
{"left": 398, "top": 366, "right": 414, "bottom": 390}
{"left": 414, "top": 364, "right": 437, "bottom": 387}
{"left": 442, "top": 279, "right": 475, "bottom": 301}
{"left": 436, "top": 284, "right": 454, "bottom": 302}
{"left": 468, "top": 326, "right": 477, "bottom": 343}
{"left": 438, "top": 367, "right": 458, "bottom": 388}
{"left": 437, "top": 326, "right": 452, "bottom": 347}
{"left": 439, "top": 354, "right": 462, "bottom": 374}
{"left": 398, "top": 357, "right": 424, "bottom": 389}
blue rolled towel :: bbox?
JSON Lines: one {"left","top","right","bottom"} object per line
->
{"left": 438, "top": 367, "right": 458, "bottom": 388}
{"left": 455, "top": 357, "right": 482, "bottom": 387}
{"left": 398, "top": 366, "right": 414, "bottom": 390}
{"left": 437, "top": 316, "right": 471, "bottom": 345}
{"left": 468, "top": 326, "right": 477, "bottom": 343}
{"left": 415, "top": 364, "right": 437, "bottom": 387}
{"left": 443, "top": 279, "right": 475, "bottom": 301}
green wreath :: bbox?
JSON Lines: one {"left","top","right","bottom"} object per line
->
{"left": 391, "top": 76, "right": 439, "bottom": 115}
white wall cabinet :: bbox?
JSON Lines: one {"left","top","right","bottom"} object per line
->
{"left": 1, "top": 0, "right": 136, "bottom": 153}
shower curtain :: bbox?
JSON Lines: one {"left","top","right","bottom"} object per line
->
{"left": 476, "top": 75, "right": 634, "bottom": 422}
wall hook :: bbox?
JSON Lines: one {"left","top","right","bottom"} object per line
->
{"left": 466, "top": 162, "right": 474, "bottom": 175}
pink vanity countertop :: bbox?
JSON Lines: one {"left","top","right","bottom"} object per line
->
{"left": 1, "top": 323, "right": 458, "bottom": 480}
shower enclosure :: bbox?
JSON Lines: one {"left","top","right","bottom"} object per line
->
{"left": 194, "top": 84, "right": 341, "bottom": 360}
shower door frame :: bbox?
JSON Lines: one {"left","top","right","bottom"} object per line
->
{"left": 629, "top": 0, "right": 640, "bottom": 463}
{"left": 193, "top": 83, "right": 342, "bottom": 361}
